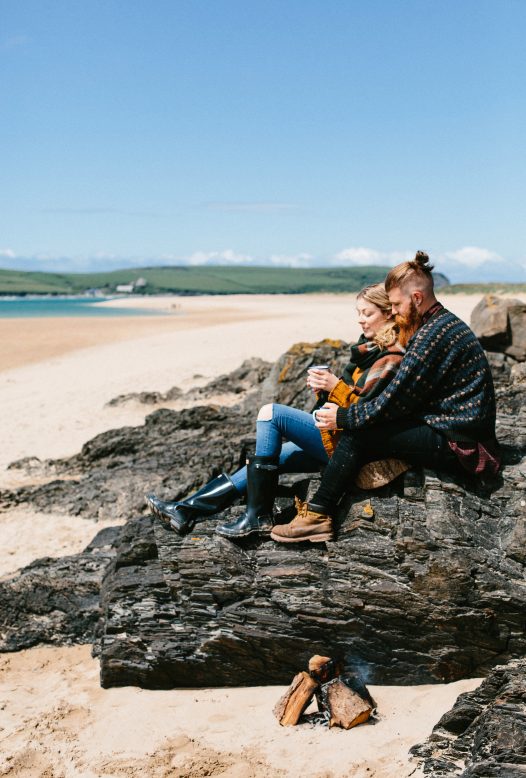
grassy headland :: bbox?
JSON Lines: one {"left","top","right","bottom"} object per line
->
{"left": 0, "top": 265, "right": 391, "bottom": 295}
{"left": 1, "top": 266, "right": 525, "bottom": 296}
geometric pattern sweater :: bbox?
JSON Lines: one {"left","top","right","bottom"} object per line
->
{"left": 335, "top": 305, "right": 498, "bottom": 445}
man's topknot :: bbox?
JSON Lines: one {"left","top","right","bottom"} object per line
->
{"left": 411, "top": 251, "right": 434, "bottom": 274}
{"left": 385, "top": 250, "right": 435, "bottom": 292}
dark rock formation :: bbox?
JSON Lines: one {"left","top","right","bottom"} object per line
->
{"left": 0, "top": 406, "right": 257, "bottom": 521}
{"left": 96, "top": 447, "right": 526, "bottom": 688}
{"left": 106, "top": 357, "right": 271, "bottom": 408}
{"left": 411, "top": 658, "right": 526, "bottom": 776}
{"left": 94, "top": 340, "right": 525, "bottom": 689}
{"left": 107, "top": 386, "right": 184, "bottom": 407}
{"left": 0, "top": 335, "right": 524, "bottom": 697}
{"left": 0, "top": 526, "right": 120, "bottom": 651}
{"left": 471, "top": 294, "right": 526, "bottom": 360}
{"left": 0, "top": 341, "right": 349, "bottom": 651}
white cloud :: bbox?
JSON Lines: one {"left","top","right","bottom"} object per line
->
{"left": 269, "top": 253, "right": 314, "bottom": 268}
{"left": 2, "top": 245, "right": 525, "bottom": 283}
{"left": 332, "top": 247, "right": 409, "bottom": 267}
{"left": 328, "top": 245, "right": 526, "bottom": 283}
{"left": 439, "top": 246, "right": 504, "bottom": 268}
{"left": 92, "top": 251, "right": 119, "bottom": 260}
{"left": 184, "top": 250, "right": 256, "bottom": 266}
{"left": 178, "top": 251, "right": 315, "bottom": 268}
{"left": 435, "top": 247, "right": 526, "bottom": 283}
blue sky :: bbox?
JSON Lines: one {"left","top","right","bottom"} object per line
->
{"left": 1, "top": 0, "right": 525, "bottom": 282}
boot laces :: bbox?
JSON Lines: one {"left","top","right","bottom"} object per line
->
{"left": 291, "top": 496, "right": 309, "bottom": 525}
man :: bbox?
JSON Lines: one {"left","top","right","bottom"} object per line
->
{"left": 271, "top": 251, "right": 501, "bottom": 544}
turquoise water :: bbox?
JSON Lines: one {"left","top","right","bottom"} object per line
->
{"left": 0, "top": 297, "right": 164, "bottom": 318}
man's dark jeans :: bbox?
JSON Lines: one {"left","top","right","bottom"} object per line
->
{"left": 312, "top": 419, "right": 460, "bottom": 510}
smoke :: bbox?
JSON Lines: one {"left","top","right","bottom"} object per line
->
{"left": 343, "top": 652, "right": 375, "bottom": 686}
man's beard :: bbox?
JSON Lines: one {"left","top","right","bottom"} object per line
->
{"left": 395, "top": 301, "right": 423, "bottom": 348}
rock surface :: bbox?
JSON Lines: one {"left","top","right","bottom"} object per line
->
{"left": 106, "top": 357, "right": 270, "bottom": 408}
{"left": 411, "top": 658, "right": 526, "bottom": 776}
{"left": 471, "top": 294, "right": 526, "bottom": 360}
{"left": 96, "top": 345, "right": 525, "bottom": 689}
{"left": 0, "top": 337, "right": 524, "bottom": 695}
{"left": 0, "top": 341, "right": 347, "bottom": 653}
{"left": 0, "top": 526, "right": 120, "bottom": 651}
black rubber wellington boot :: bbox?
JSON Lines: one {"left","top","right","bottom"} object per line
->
{"left": 146, "top": 473, "right": 239, "bottom": 535}
{"left": 215, "top": 456, "right": 279, "bottom": 539}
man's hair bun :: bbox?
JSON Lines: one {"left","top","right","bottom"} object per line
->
{"left": 412, "top": 250, "right": 434, "bottom": 273}
{"left": 385, "top": 249, "right": 435, "bottom": 291}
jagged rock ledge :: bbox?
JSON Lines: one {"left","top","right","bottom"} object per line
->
{"left": 411, "top": 658, "right": 526, "bottom": 777}
{"left": 0, "top": 526, "right": 121, "bottom": 651}
{"left": 96, "top": 342, "right": 525, "bottom": 689}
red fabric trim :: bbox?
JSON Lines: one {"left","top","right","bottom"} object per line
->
{"left": 448, "top": 440, "right": 501, "bottom": 476}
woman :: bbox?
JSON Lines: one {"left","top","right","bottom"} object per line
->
{"left": 146, "top": 284, "right": 405, "bottom": 540}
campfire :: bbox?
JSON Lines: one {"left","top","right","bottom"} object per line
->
{"left": 274, "top": 655, "right": 376, "bottom": 729}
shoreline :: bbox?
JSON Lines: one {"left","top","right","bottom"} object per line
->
{"left": 2, "top": 290, "right": 525, "bottom": 374}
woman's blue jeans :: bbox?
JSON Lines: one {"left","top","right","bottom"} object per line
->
{"left": 229, "top": 403, "right": 329, "bottom": 494}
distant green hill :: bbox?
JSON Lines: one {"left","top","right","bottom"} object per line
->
{"left": 2, "top": 265, "right": 524, "bottom": 297}
{"left": 0, "top": 268, "right": 80, "bottom": 295}
{"left": 0, "top": 265, "right": 391, "bottom": 295}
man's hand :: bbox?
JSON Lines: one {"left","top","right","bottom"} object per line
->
{"left": 314, "top": 402, "right": 339, "bottom": 430}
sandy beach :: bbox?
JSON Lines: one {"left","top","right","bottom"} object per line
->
{"left": 1, "top": 291, "right": 518, "bottom": 777}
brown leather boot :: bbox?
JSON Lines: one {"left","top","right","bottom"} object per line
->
{"left": 270, "top": 497, "right": 334, "bottom": 543}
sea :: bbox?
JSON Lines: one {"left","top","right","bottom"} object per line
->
{"left": 0, "top": 296, "right": 164, "bottom": 318}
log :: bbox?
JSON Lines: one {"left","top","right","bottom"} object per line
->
{"left": 308, "top": 654, "right": 342, "bottom": 684}
{"left": 273, "top": 671, "right": 319, "bottom": 726}
{"left": 320, "top": 676, "right": 373, "bottom": 730}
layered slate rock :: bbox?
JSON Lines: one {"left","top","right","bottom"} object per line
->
{"left": 0, "top": 406, "right": 258, "bottom": 521}
{"left": 1, "top": 335, "right": 524, "bottom": 690}
{"left": 96, "top": 344, "right": 526, "bottom": 689}
{"left": 411, "top": 658, "right": 526, "bottom": 776}
{"left": 0, "top": 342, "right": 348, "bottom": 651}
{"left": 0, "top": 526, "right": 121, "bottom": 651}
{"left": 97, "top": 449, "right": 525, "bottom": 688}
{"left": 106, "top": 357, "right": 269, "bottom": 408}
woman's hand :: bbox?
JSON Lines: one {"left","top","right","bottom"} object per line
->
{"left": 314, "top": 402, "right": 339, "bottom": 430}
{"left": 306, "top": 369, "right": 339, "bottom": 393}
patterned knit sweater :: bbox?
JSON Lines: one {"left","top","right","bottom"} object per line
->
{"left": 335, "top": 305, "right": 498, "bottom": 445}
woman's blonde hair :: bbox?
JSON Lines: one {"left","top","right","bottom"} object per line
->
{"left": 357, "top": 283, "right": 398, "bottom": 348}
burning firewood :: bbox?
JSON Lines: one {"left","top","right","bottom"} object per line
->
{"left": 273, "top": 671, "right": 319, "bottom": 726}
{"left": 274, "top": 657, "right": 375, "bottom": 729}
{"left": 308, "top": 654, "right": 343, "bottom": 684}
{"left": 318, "top": 675, "right": 374, "bottom": 730}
